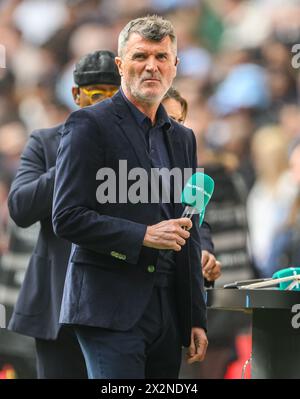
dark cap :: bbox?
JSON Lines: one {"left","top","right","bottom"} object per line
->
{"left": 73, "top": 50, "right": 121, "bottom": 87}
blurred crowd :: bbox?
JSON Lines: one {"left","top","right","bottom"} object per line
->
{"left": 0, "top": 0, "right": 300, "bottom": 379}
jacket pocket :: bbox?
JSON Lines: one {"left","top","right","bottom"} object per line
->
{"left": 71, "top": 247, "right": 133, "bottom": 271}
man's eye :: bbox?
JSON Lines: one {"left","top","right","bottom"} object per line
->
{"left": 157, "top": 54, "right": 167, "bottom": 60}
{"left": 133, "top": 54, "right": 146, "bottom": 60}
{"left": 91, "top": 93, "right": 104, "bottom": 101}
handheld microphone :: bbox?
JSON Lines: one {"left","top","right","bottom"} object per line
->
{"left": 160, "top": 172, "right": 215, "bottom": 261}
{"left": 180, "top": 172, "right": 215, "bottom": 226}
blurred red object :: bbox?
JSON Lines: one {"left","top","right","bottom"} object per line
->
{"left": 0, "top": 364, "right": 16, "bottom": 379}
{"left": 224, "top": 334, "right": 252, "bottom": 379}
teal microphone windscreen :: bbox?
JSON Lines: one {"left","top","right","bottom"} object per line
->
{"left": 181, "top": 172, "right": 214, "bottom": 214}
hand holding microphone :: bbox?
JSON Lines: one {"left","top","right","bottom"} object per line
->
{"left": 143, "top": 217, "right": 192, "bottom": 251}
{"left": 143, "top": 172, "right": 215, "bottom": 252}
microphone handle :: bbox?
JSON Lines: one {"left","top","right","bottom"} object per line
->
{"left": 160, "top": 206, "right": 197, "bottom": 261}
{"left": 181, "top": 205, "right": 197, "bottom": 229}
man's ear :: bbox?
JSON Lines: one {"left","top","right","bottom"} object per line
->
{"left": 72, "top": 87, "right": 80, "bottom": 105}
{"left": 115, "top": 57, "right": 123, "bottom": 76}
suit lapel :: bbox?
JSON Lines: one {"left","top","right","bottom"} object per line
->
{"left": 47, "top": 124, "right": 63, "bottom": 167}
{"left": 111, "top": 92, "right": 152, "bottom": 175}
{"left": 55, "top": 124, "right": 63, "bottom": 144}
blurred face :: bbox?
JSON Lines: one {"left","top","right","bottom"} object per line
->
{"left": 290, "top": 146, "right": 300, "bottom": 185}
{"left": 252, "top": 141, "right": 287, "bottom": 181}
{"left": 72, "top": 84, "right": 119, "bottom": 108}
{"left": 162, "top": 98, "right": 185, "bottom": 124}
{"left": 115, "top": 33, "right": 178, "bottom": 105}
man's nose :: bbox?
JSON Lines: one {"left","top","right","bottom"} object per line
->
{"left": 145, "top": 57, "right": 159, "bottom": 72}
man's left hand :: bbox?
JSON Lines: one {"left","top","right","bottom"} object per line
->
{"left": 201, "top": 250, "right": 221, "bottom": 281}
{"left": 186, "top": 327, "right": 208, "bottom": 364}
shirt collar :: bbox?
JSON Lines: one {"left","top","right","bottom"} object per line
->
{"left": 120, "top": 87, "right": 171, "bottom": 131}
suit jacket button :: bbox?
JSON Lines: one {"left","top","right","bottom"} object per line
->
{"left": 147, "top": 265, "right": 155, "bottom": 273}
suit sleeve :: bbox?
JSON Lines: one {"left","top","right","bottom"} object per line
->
{"left": 200, "top": 221, "right": 216, "bottom": 288}
{"left": 188, "top": 129, "right": 207, "bottom": 330}
{"left": 8, "top": 131, "right": 55, "bottom": 228}
{"left": 52, "top": 109, "right": 147, "bottom": 265}
{"left": 200, "top": 221, "right": 214, "bottom": 254}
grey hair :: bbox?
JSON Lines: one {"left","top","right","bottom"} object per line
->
{"left": 118, "top": 15, "right": 177, "bottom": 58}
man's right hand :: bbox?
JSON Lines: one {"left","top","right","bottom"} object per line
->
{"left": 143, "top": 218, "right": 192, "bottom": 251}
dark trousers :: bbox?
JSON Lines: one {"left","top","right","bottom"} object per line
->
{"left": 35, "top": 325, "right": 88, "bottom": 379}
{"left": 74, "top": 285, "right": 182, "bottom": 379}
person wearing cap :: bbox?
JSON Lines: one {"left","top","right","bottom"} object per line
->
{"left": 7, "top": 50, "right": 120, "bottom": 379}
{"left": 72, "top": 50, "right": 120, "bottom": 108}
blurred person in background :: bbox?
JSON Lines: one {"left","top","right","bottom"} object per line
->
{"left": 0, "top": 121, "right": 27, "bottom": 186}
{"left": 0, "top": 120, "right": 28, "bottom": 268}
{"left": 279, "top": 104, "right": 300, "bottom": 152}
{"left": 262, "top": 0, "right": 300, "bottom": 46}
{"left": 0, "top": 69, "right": 19, "bottom": 125}
{"left": 262, "top": 40, "right": 294, "bottom": 71}
{"left": 162, "top": 86, "right": 188, "bottom": 124}
{"left": 265, "top": 141, "right": 300, "bottom": 275}
{"left": 247, "top": 125, "right": 298, "bottom": 278}
{"left": 218, "top": 0, "right": 272, "bottom": 51}
{"left": 266, "top": 68, "right": 298, "bottom": 122}
{"left": 207, "top": 61, "right": 271, "bottom": 190}
{"left": 7, "top": 50, "right": 120, "bottom": 379}
{"left": 205, "top": 110, "right": 256, "bottom": 190}
{"left": 168, "top": 8, "right": 213, "bottom": 82}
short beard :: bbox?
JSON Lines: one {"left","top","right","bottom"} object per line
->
{"left": 125, "top": 81, "right": 165, "bottom": 105}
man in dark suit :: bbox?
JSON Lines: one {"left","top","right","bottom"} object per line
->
{"left": 7, "top": 50, "right": 121, "bottom": 378}
{"left": 53, "top": 15, "right": 210, "bottom": 379}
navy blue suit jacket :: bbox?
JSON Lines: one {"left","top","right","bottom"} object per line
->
{"left": 53, "top": 91, "right": 207, "bottom": 347}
